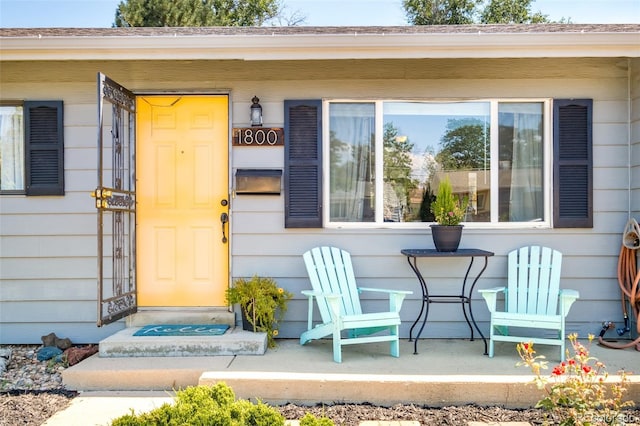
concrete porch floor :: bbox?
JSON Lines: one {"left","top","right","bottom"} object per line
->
{"left": 54, "top": 336, "right": 640, "bottom": 425}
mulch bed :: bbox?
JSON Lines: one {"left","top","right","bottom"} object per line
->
{"left": 0, "top": 390, "right": 77, "bottom": 426}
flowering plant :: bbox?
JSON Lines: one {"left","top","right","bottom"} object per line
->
{"left": 517, "top": 334, "right": 634, "bottom": 425}
{"left": 430, "top": 176, "right": 467, "bottom": 225}
{"left": 225, "top": 275, "right": 293, "bottom": 348}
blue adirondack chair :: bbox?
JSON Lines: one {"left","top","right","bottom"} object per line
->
{"left": 479, "top": 246, "right": 579, "bottom": 361}
{"left": 301, "top": 246, "right": 412, "bottom": 363}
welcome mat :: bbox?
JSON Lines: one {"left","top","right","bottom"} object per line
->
{"left": 133, "top": 324, "right": 230, "bottom": 337}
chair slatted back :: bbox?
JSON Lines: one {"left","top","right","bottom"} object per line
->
{"left": 303, "top": 246, "right": 363, "bottom": 323}
{"left": 507, "top": 246, "right": 562, "bottom": 316}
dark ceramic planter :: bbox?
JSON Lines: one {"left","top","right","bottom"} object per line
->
{"left": 241, "top": 308, "right": 271, "bottom": 332}
{"left": 241, "top": 308, "right": 257, "bottom": 332}
{"left": 430, "top": 224, "right": 463, "bottom": 252}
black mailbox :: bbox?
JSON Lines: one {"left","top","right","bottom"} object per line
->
{"left": 235, "top": 169, "right": 282, "bottom": 195}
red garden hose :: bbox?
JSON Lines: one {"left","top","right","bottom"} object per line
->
{"left": 599, "top": 218, "right": 640, "bottom": 351}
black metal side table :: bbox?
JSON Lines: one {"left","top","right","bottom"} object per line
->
{"left": 400, "top": 248, "right": 494, "bottom": 355}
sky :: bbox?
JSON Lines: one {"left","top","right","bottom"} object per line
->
{"left": 0, "top": 0, "right": 639, "bottom": 27}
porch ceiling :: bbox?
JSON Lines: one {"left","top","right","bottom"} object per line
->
{"left": 0, "top": 57, "right": 630, "bottom": 84}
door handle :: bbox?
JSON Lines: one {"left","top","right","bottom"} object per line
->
{"left": 220, "top": 212, "right": 229, "bottom": 243}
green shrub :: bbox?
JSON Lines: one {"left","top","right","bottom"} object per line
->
{"left": 177, "top": 384, "right": 236, "bottom": 408}
{"left": 299, "top": 412, "right": 335, "bottom": 426}
{"left": 110, "top": 383, "right": 285, "bottom": 426}
{"left": 243, "top": 401, "right": 286, "bottom": 426}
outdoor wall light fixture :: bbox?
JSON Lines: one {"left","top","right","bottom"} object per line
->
{"left": 250, "top": 96, "right": 263, "bottom": 127}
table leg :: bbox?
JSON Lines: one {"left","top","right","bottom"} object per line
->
{"left": 463, "top": 256, "right": 489, "bottom": 355}
{"left": 408, "top": 288, "right": 425, "bottom": 342}
{"left": 406, "top": 256, "right": 429, "bottom": 354}
{"left": 461, "top": 257, "right": 476, "bottom": 340}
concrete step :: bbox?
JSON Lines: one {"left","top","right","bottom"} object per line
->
{"left": 63, "top": 354, "right": 235, "bottom": 391}
{"left": 63, "top": 339, "right": 640, "bottom": 409}
{"left": 62, "top": 353, "right": 539, "bottom": 408}
{"left": 125, "top": 309, "right": 235, "bottom": 327}
{"left": 99, "top": 327, "right": 266, "bottom": 358}
{"left": 67, "top": 326, "right": 267, "bottom": 390}
{"left": 198, "top": 371, "right": 539, "bottom": 408}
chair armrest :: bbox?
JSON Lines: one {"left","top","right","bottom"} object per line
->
{"left": 478, "top": 286, "right": 506, "bottom": 313}
{"left": 559, "top": 289, "right": 579, "bottom": 316}
{"left": 357, "top": 287, "right": 412, "bottom": 312}
{"left": 302, "top": 290, "right": 342, "bottom": 298}
{"left": 301, "top": 290, "right": 319, "bottom": 298}
{"left": 478, "top": 287, "right": 506, "bottom": 295}
{"left": 357, "top": 287, "right": 412, "bottom": 295}
{"left": 559, "top": 289, "right": 579, "bottom": 299}
{"left": 301, "top": 290, "right": 343, "bottom": 329}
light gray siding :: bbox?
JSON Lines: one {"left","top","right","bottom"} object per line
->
{"left": 632, "top": 59, "right": 640, "bottom": 218}
{"left": 629, "top": 58, "right": 640, "bottom": 340}
{"left": 630, "top": 58, "right": 640, "bottom": 339}
{"left": 0, "top": 57, "right": 636, "bottom": 343}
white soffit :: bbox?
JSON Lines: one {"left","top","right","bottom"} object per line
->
{"left": 1, "top": 31, "right": 638, "bottom": 61}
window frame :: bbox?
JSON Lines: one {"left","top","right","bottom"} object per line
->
{"left": 0, "top": 100, "right": 64, "bottom": 196}
{"left": 322, "top": 98, "right": 553, "bottom": 230}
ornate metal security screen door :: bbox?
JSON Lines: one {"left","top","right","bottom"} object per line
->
{"left": 94, "top": 73, "right": 137, "bottom": 327}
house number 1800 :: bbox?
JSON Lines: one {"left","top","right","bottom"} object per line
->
{"left": 232, "top": 127, "right": 284, "bottom": 146}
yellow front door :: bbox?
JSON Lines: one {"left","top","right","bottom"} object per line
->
{"left": 136, "top": 96, "right": 229, "bottom": 307}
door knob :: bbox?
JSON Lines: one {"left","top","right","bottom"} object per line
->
{"left": 220, "top": 212, "right": 229, "bottom": 243}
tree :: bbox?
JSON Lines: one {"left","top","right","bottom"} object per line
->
{"left": 328, "top": 129, "right": 351, "bottom": 192}
{"left": 264, "top": 2, "right": 306, "bottom": 26}
{"left": 383, "top": 123, "right": 414, "bottom": 190}
{"left": 383, "top": 122, "right": 417, "bottom": 221}
{"left": 480, "top": 0, "right": 549, "bottom": 23}
{"left": 114, "top": 0, "right": 281, "bottom": 27}
{"left": 435, "top": 118, "right": 489, "bottom": 171}
{"left": 403, "top": 0, "right": 479, "bottom": 25}
{"left": 419, "top": 183, "right": 436, "bottom": 222}
{"left": 403, "top": 0, "right": 553, "bottom": 25}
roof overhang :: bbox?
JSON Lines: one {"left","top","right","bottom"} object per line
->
{"left": 1, "top": 25, "right": 638, "bottom": 61}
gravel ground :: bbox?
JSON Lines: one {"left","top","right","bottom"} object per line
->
{"left": 1, "top": 345, "right": 638, "bottom": 426}
{"left": 0, "top": 346, "right": 76, "bottom": 426}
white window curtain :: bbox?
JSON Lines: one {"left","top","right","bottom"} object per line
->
{"left": 507, "top": 104, "right": 543, "bottom": 221}
{"left": 0, "top": 106, "right": 24, "bottom": 191}
{"left": 329, "top": 104, "right": 375, "bottom": 222}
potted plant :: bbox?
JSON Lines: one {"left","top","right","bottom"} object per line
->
{"left": 429, "top": 176, "right": 468, "bottom": 252}
{"left": 225, "top": 275, "right": 293, "bottom": 348}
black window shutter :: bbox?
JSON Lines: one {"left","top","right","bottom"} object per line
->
{"left": 553, "top": 99, "right": 592, "bottom": 228}
{"left": 25, "top": 101, "right": 64, "bottom": 196}
{"left": 284, "top": 100, "right": 322, "bottom": 228}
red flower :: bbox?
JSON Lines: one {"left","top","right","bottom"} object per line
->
{"left": 552, "top": 365, "right": 566, "bottom": 376}
{"left": 582, "top": 365, "right": 592, "bottom": 374}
